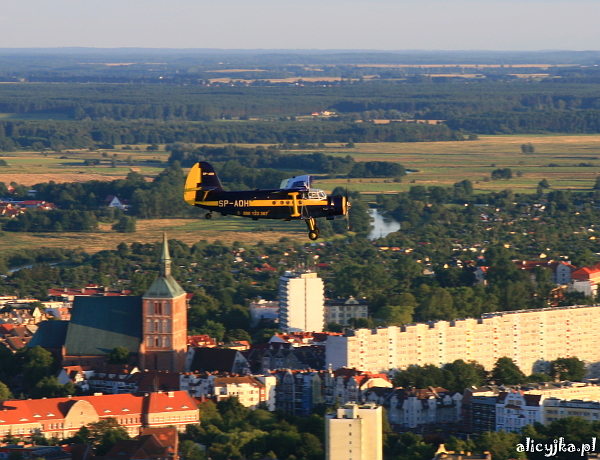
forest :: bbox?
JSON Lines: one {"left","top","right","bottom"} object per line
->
{"left": 3, "top": 76, "right": 600, "bottom": 151}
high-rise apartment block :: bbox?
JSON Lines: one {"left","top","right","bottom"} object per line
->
{"left": 325, "top": 404, "right": 383, "bottom": 460}
{"left": 278, "top": 271, "right": 324, "bottom": 332}
{"left": 326, "top": 305, "right": 600, "bottom": 376}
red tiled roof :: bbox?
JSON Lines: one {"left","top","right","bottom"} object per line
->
{"left": 0, "top": 391, "right": 197, "bottom": 426}
{"left": 0, "top": 324, "right": 14, "bottom": 335}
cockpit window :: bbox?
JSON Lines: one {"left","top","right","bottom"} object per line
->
{"left": 308, "top": 189, "right": 326, "bottom": 200}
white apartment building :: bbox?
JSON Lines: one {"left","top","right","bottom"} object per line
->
{"left": 496, "top": 383, "right": 600, "bottom": 432}
{"left": 325, "top": 404, "right": 383, "bottom": 460}
{"left": 180, "top": 373, "right": 277, "bottom": 410}
{"left": 324, "top": 297, "right": 369, "bottom": 326}
{"left": 278, "top": 270, "right": 324, "bottom": 333}
{"left": 326, "top": 304, "right": 600, "bottom": 376}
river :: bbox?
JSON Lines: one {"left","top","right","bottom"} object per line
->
{"left": 367, "top": 209, "right": 401, "bottom": 240}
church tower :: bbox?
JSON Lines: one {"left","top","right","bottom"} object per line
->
{"left": 140, "top": 232, "right": 188, "bottom": 372}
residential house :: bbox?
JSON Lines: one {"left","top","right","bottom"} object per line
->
{"left": 179, "top": 373, "right": 277, "bottom": 410}
{"left": 324, "top": 297, "right": 368, "bottom": 326}
{"left": 103, "top": 427, "right": 179, "bottom": 460}
{"left": 378, "top": 387, "right": 462, "bottom": 430}
{"left": 250, "top": 300, "right": 279, "bottom": 326}
{"left": 461, "top": 386, "right": 501, "bottom": 434}
{"left": 274, "top": 369, "right": 323, "bottom": 416}
{"left": 247, "top": 342, "right": 325, "bottom": 374}
{"left": 496, "top": 389, "right": 542, "bottom": 432}
{"left": 104, "top": 196, "right": 128, "bottom": 210}
{"left": 321, "top": 367, "right": 392, "bottom": 405}
{"left": 187, "top": 347, "right": 250, "bottom": 374}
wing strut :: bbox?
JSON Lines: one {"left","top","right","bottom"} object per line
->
{"left": 288, "top": 192, "right": 301, "bottom": 217}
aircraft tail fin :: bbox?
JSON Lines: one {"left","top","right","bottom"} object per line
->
{"left": 184, "top": 162, "right": 223, "bottom": 204}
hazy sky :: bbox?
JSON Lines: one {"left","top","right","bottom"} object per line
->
{"left": 0, "top": 0, "right": 598, "bottom": 51}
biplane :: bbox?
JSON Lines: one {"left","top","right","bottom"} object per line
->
{"left": 184, "top": 162, "right": 350, "bottom": 240}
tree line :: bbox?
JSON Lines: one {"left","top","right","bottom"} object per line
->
{"left": 0, "top": 118, "right": 460, "bottom": 151}
{"left": 168, "top": 144, "right": 407, "bottom": 178}
{"left": 392, "top": 357, "right": 587, "bottom": 392}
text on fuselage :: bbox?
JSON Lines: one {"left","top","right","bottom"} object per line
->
{"left": 218, "top": 200, "right": 251, "bottom": 207}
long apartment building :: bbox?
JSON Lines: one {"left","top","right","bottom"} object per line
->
{"left": 326, "top": 304, "right": 600, "bottom": 376}
{"left": 0, "top": 391, "right": 198, "bottom": 440}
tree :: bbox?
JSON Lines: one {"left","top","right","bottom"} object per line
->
{"left": 180, "top": 440, "right": 207, "bottom": 460}
{"left": 0, "top": 381, "right": 12, "bottom": 400}
{"left": 550, "top": 357, "right": 586, "bottom": 382}
{"left": 475, "top": 430, "right": 526, "bottom": 460}
{"left": 18, "top": 346, "right": 54, "bottom": 390}
{"left": 393, "top": 364, "right": 447, "bottom": 389}
{"left": 112, "top": 216, "right": 136, "bottom": 233}
{"left": 491, "top": 357, "right": 527, "bottom": 385}
{"left": 394, "top": 256, "right": 423, "bottom": 291}
{"left": 85, "top": 418, "right": 130, "bottom": 456}
{"left": 30, "top": 376, "right": 75, "bottom": 399}
{"left": 199, "top": 320, "right": 226, "bottom": 343}
{"left": 491, "top": 168, "right": 512, "bottom": 180}
{"left": 377, "top": 304, "right": 414, "bottom": 326}
{"left": 443, "top": 359, "right": 485, "bottom": 392}
{"left": 107, "top": 347, "right": 130, "bottom": 365}
{"left": 521, "top": 143, "right": 535, "bottom": 154}
{"left": 417, "top": 286, "right": 456, "bottom": 321}
{"left": 538, "top": 178, "right": 550, "bottom": 188}
{"left": 376, "top": 293, "right": 416, "bottom": 326}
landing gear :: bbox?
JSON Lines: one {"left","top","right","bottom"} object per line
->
{"left": 205, "top": 213, "right": 212, "bottom": 219}
{"left": 305, "top": 217, "right": 320, "bottom": 240}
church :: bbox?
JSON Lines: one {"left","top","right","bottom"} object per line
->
{"left": 29, "top": 233, "right": 188, "bottom": 373}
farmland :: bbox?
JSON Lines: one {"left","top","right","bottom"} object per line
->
{"left": 2, "top": 133, "right": 600, "bottom": 253}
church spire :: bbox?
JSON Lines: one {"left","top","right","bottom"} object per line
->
{"left": 160, "top": 232, "right": 172, "bottom": 278}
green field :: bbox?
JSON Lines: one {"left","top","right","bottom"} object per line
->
{"left": 2, "top": 134, "right": 600, "bottom": 253}
{"left": 304, "top": 134, "right": 600, "bottom": 195}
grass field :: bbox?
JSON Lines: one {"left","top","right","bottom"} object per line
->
{"left": 1, "top": 217, "right": 308, "bottom": 255}
{"left": 3, "top": 134, "right": 600, "bottom": 253}
{"left": 0, "top": 148, "right": 170, "bottom": 185}
{"left": 308, "top": 134, "right": 600, "bottom": 195}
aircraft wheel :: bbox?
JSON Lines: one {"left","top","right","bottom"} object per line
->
{"left": 205, "top": 213, "right": 212, "bottom": 220}
{"left": 308, "top": 231, "right": 319, "bottom": 241}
